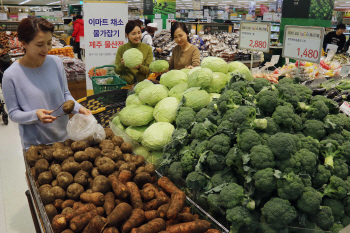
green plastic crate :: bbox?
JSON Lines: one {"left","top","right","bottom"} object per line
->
{"left": 91, "top": 65, "right": 127, "bottom": 94}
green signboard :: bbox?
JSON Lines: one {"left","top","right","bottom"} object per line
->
{"left": 203, "top": 25, "right": 229, "bottom": 34}
{"left": 153, "top": 0, "right": 176, "bottom": 15}
{"left": 0, "top": 22, "right": 18, "bottom": 31}
{"left": 69, "top": 5, "right": 82, "bottom": 15}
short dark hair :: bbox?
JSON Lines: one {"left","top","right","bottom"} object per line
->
{"left": 144, "top": 19, "right": 151, "bottom": 27}
{"left": 0, "top": 44, "right": 4, "bottom": 50}
{"left": 17, "top": 18, "right": 54, "bottom": 44}
{"left": 125, "top": 20, "right": 141, "bottom": 35}
{"left": 171, "top": 22, "right": 190, "bottom": 42}
{"left": 337, "top": 23, "right": 346, "bottom": 30}
{"left": 76, "top": 15, "right": 83, "bottom": 19}
{"left": 146, "top": 26, "right": 157, "bottom": 34}
{"left": 134, "top": 19, "right": 143, "bottom": 28}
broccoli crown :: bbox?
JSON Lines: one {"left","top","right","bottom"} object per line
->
{"left": 259, "top": 133, "right": 271, "bottom": 145}
{"left": 176, "top": 111, "right": 196, "bottom": 129}
{"left": 277, "top": 172, "right": 304, "bottom": 200}
{"left": 191, "top": 119, "right": 217, "bottom": 140}
{"left": 206, "top": 152, "right": 226, "bottom": 172}
{"left": 324, "top": 176, "right": 348, "bottom": 200}
{"left": 237, "top": 129, "right": 262, "bottom": 153}
{"left": 267, "top": 132, "right": 297, "bottom": 160}
{"left": 342, "top": 141, "right": 350, "bottom": 161}
{"left": 294, "top": 148, "right": 318, "bottom": 174}
{"left": 247, "top": 86, "right": 256, "bottom": 95}
{"left": 302, "top": 120, "right": 326, "bottom": 140}
{"left": 300, "top": 136, "right": 320, "bottom": 155}
{"left": 207, "top": 193, "right": 221, "bottom": 213}
{"left": 294, "top": 84, "right": 312, "bottom": 102}
{"left": 190, "top": 139, "right": 200, "bottom": 150}
{"left": 207, "top": 101, "right": 218, "bottom": 113}
{"left": 185, "top": 171, "right": 207, "bottom": 191}
{"left": 272, "top": 106, "right": 302, "bottom": 133}
{"left": 341, "top": 215, "right": 350, "bottom": 228}
{"left": 332, "top": 159, "right": 349, "bottom": 180}
{"left": 330, "top": 223, "right": 344, "bottom": 233}
{"left": 217, "top": 120, "right": 234, "bottom": 133}
{"left": 210, "top": 169, "right": 237, "bottom": 188}
{"left": 217, "top": 90, "right": 242, "bottom": 114}
{"left": 222, "top": 106, "right": 256, "bottom": 130}
{"left": 225, "top": 147, "right": 244, "bottom": 173}
{"left": 219, "top": 183, "right": 245, "bottom": 209}
{"left": 343, "top": 196, "right": 350, "bottom": 216}
{"left": 326, "top": 133, "right": 345, "bottom": 146}
{"left": 194, "top": 140, "right": 209, "bottom": 159}
{"left": 256, "top": 90, "right": 279, "bottom": 114}
{"left": 207, "top": 134, "right": 231, "bottom": 155}
{"left": 299, "top": 101, "right": 329, "bottom": 121}
{"left": 276, "top": 83, "right": 301, "bottom": 108}
{"left": 167, "top": 162, "right": 184, "bottom": 183}
{"left": 226, "top": 206, "right": 252, "bottom": 233}
{"left": 296, "top": 187, "right": 322, "bottom": 215}
{"left": 180, "top": 151, "right": 194, "bottom": 173}
{"left": 324, "top": 114, "right": 344, "bottom": 134}
{"left": 311, "top": 206, "right": 335, "bottom": 231}
{"left": 249, "top": 145, "right": 275, "bottom": 170}
{"left": 178, "top": 106, "right": 196, "bottom": 115}
{"left": 319, "top": 139, "right": 342, "bottom": 169}
{"left": 278, "top": 78, "right": 293, "bottom": 85}
{"left": 260, "top": 117, "right": 280, "bottom": 135}
{"left": 311, "top": 95, "right": 339, "bottom": 114}
{"left": 252, "top": 78, "right": 270, "bottom": 93}
{"left": 300, "top": 174, "right": 312, "bottom": 187}
{"left": 253, "top": 119, "right": 268, "bottom": 130}
{"left": 261, "top": 198, "right": 297, "bottom": 227}
{"left": 323, "top": 198, "right": 345, "bottom": 222}
{"left": 312, "top": 165, "right": 331, "bottom": 188}
{"left": 253, "top": 168, "right": 277, "bottom": 193}
{"left": 195, "top": 108, "right": 213, "bottom": 123}
{"left": 229, "top": 80, "right": 250, "bottom": 97}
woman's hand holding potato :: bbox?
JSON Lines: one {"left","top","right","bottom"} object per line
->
{"left": 36, "top": 109, "right": 57, "bottom": 124}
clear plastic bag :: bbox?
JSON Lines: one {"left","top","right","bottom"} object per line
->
{"left": 67, "top": 114, "right": 106, "bottom": 144}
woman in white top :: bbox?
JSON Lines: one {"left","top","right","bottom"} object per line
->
{"left": 141, "top": 23, "right": 162, "bottom": 53}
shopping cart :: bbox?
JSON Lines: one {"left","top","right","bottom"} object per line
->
{"left": 91, "top": 65, "right": 127, "bottom": 94}
{"left": 0, "top": 99, "right": 8, "bottom": 125}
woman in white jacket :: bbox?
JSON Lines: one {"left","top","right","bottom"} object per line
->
{"left": 141, "top": 23, "right": 162, "bottom": 54}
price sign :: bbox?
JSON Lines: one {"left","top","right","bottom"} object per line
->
{"left": 155, "top": 14, "right": 161, "bottom": 19}
{"left": 340, "top": 102, "right": 350, "bottom": 116}
{"left": 282, "top": 25, "right": 324, "bottom": 63}
{"left": 239, "top": 22, "right": 271, "bottom": 52}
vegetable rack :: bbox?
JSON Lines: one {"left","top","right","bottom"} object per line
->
{"left": 91, "top": 65, "right": 127, "bottom": 94}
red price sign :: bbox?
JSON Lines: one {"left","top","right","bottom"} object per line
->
{"left": 249, "top": 40, "right": 267, "bottom": 49}
{"left": 296, "top": 48, "right": 319, "bottom": 60}
{"left": 239, "top": 22, "right": 270, "bottom": 53}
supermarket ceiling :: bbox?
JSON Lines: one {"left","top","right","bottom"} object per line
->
{"left": 3, "top": 0, "right": 350, "bottom": 10}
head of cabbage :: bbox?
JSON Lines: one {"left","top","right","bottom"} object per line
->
{"left": 138, "top": 84, "right": 169, "bottom": 106}
{"left": 142, "top": 122, "right": 175, "bottom": 151}
{"left": 169, "top": 82, "right": 189, "bottom": 100}
{"left": 201, "top": 57, "right": 229, "bottom": 73}
{"left": 187, "top": 66, "right": 201, "bottom": 77}
{"left": 125, "top": 125, "right": 148, "bottom": 142}
{"left": 150, "top": 60, "right": 169, "bottom": 73}
{"left": 184, "top": 89, "right": 211, "bottom": 111}
{"left": 188, "top": 68, "right": 213, "bottom": 89}
{"left": 181, "top": 68, "right": 191, "bottom": 76}
{"left": 112, "top": 116, "right": 125, "bottom": 131}
{"left": 123, "top": 48, "right": 143, "bottom": 69}
{"left": 134, "top": 80, "right": 154, "bottom": 94}
{"left": 126, "top": 94, "right": 144, "bottom": 106}
{"left": 153, "top": 97, "right": 179, "bottom": 123}
{"left": 227, "top": 69, "right": 254, "bottom": 82}
{"left": 160, "top": 70, "right": 188, "bottom": 89}
{"left": 119, "top": 104, "right": 154, "bottom": 126}
{"left": 205, "top": 72, "right": 229, "bottom": 93}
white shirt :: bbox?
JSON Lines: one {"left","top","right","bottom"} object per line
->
{"left": 141, "top": 31, "right": 154, "bottom": 51}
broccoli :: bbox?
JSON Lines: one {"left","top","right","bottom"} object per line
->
{"left": 253, "top": 168, "right": 277, "bottom": 193}
{"left": 276, "top": 156, "right": 299, "bottom": 174}
{"left": 249, "top": 145, "right": 275, "bottom": 170}
{"left": 323, "top": 176, "right": 348, "bottom": 200}
{"left": 294, "top": 148, "right": 318, "bottom": 174}
{"left": 277, "top": 172, "right": 304, "bottom": 200}
{"left": 332, "top": 159, "right": 349, "bottom": 180}
{"left": 311, "top": 95, "right": 339, "bottom": 114}
{"left": 237, "top": 129, "right": 262, "bottom": 153}
{"left": 261, "top": 198, "right": 297, "bottom": 228}
{"left": 222, "top": 106, "right": 256, "bottom": 130}
{"left": 296, "top": 187, "right": 322, "bottom": 215}
{"left": 206, "top": 152, "right": 226, "bottom": 172}
{"left": 190, "top": 139, "right": 200, "bottom": 150}
{"left": 291, "top": 134, "right": 302, "bottom": 150}
{"left": 343, "top": 141, "right": 350, "bottom": 161}
{"left": 176, "top": 111, "right": 196, "bottom": 129}
{"left": 293, "top": 84, "right": 312, "bottom": 103}
{"left": 167, "top": 162, "right": 184, "bottom": 183}
{"left": 278, "top": 78, "right": 293, "bottom": 85}
{"left": 324, "top": 114, "right": 344, "bottom": 134}
{"left": 302, "top": 120, "right": 326, "bottom": 140}
{"left": 190, "top": 119, "right": 217, "bottom": 140}
{"left": 253, "top": 118, "right": 268, "bottom": 130}
{"left": 217, "top": 120, "right": 235, "bottom": 134}
{"left": 210, "top": 169, "right": 237, "bottom": 188}
{"left": 341, "top": 215, "right": 350, "bottom": 228}
{"left": 299, "top": 136, "right": 319, "bottom": 155}
{"left": 178, "top": 106, "right": 196, "bottom": 116}
{"left": 230, "top": 80, "right": 250, "bottom": 97}
{"left": 343, "top": 196, "right": 350, "bottom": 216}
{"left": 195, "top": 108, "right": 213, "bottom": 123}
{"left": 207, "top": 100, "right": 218, "bottom": 112}
{"left": 311, "top": 206, "right": 335, "bottom": 231}
{"left": 298, "top": 101, "right": 329, "bottom": 120}
{"left": 319, "top": 139, "right": 342, "bottom": 169}
{"left": 252, "top": 78, "right": 270, "bottom": 93}
{"left": 323, "top": 198, "right": 345, "bottom": 222}
{"left": 300, "top": 174, "right": 312, "bottom": 187}
{"left": 272, "top": 106, "right": 302, "bottom": 133}
{"left": 225, "top": 147, "right": 244, "bottom": 175}
{"left": 342, "top": 116, "right": 350, "bottom": 132}
{"left": 185, "top": 171, "right": 207, "bottom": 191}
{"left": 259, "top": 117, "right": 280, "bottom": 135}
{"left": 216, "top": 90, "right": 242, "bottom": 114}
{"left": 180, "top": 150, "right": 194, "bottom": 173}
{"left": 312, "top": 165, "right": 331, "bottom": 188}
{"left": 194, "top": 140, "right": 209, "bottom": 159}
{"left": 267, "top": 132, "right": 297, "bottom": 160}
{"left": 276, "top": 83, "right": 301, "bottom": 108}
{"left": 247, "top": 86, "right": 256, "bottom": 95}
{"left": 207, "top": 134, "right": 231, "bottom": 155}
{"left": 256, "top": 90, "right": 279, "bottom": 114}
{"left": 207, "top": 193, "right": 221, "bottom": 214}
{"left": 343, "top": 129, "right": 350, "bottom": 141}
{"left": 226, "top": 206, "right": 252, "bottom": 233}
{"left": 219, "top": 183, "right": 245, "bottom": 209}
{"left": 259, "top": 133, "right": 271, "bottom": 145}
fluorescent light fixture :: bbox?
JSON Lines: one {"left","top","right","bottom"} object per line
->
{"left": 19, "top": 0, "right": 31, "bottom": 5}
{"left": 47, "top": 1, "right": 61, "bottom": 5}
{"left": 205, "top": 4, "right": 216, "bottom": 5}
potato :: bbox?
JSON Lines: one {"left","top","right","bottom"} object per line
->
{"left": 94, "top": 147, "right": 101, "bottom": 157}
{"left": 115, "top": 161, "right": 126, "bottom": 171}
{"left": 50, "top": 164, "right": 62, "bottom": 178}
{"left": 51, "top": 186, "right": 66, "bottom": 200}
{"left": 57, "top": 172, "right": 74, "bottom": 190}
{"left": 53, "top": 148, "right": 69, "bottom": 162}
{"left": 40, "top": 148, "right": 56, "bottom": 161}
{"left": 87, "top": 178, "right": 93, "bottom": 190}
{"left": 36, "top": 144, "right": 48, "bottom": 152}
{"left": 96, "top": 157, "right": 116, "bottom": 175}
{"left": 53, "top": 142, "right": 64, "bottom": 149}
{"left": 112, "top": 136, "right": 124, "bottom": 147}
{"left": 91, "top": 167, "right": 101, "bottom": 179}
{"left": 62, "top": 161, "right": 81, "bottom": 174}
{"left": 64, "top": 139, "right": 74, "bottom": 147}
{"left": 86, "top": 189, "right": 93, "bottom": 193}
{"left": 104, "top": 128, "right": 114, "bottom": 139}
{"left": 45, "top": 204, "right": 58, "bottom": 222}
{"left": 71, "top": 141, "right": 89, "bottom": 152}
{"left": 63, "top": 100, "right": 75, "bottom": 114}
{"left": 39, "top": 184, "right": 52, "bottom": 193}
{"left": 38, "top": 171, "right": 54, "bottom": 185}
{"left": 63, "top": 147, "right": 74, "bottom": 157}
{"left": 61, "top": 157, "right": 75, "bottom": 167}
{"left": 80, "top": 161, "right": 93, "bottom": 174}
{"left": 119, "top": 163, "right": 136, "bottom": 173}
{"left": 123, "top": 153, "right": 132, "bottom": 163}
{"left": 120, "top": 142, "right": 133, "bottom": 154}
{"left": 135, "top": 166, "right": 145, "bottom": 174}
{"left": 92, "top": 175, "right": 111, "bottom": 194}
{"left": 85, "top": 147, "right": 98, "bottom": 162}
{"left": 131, "top": 155, "right": 146, "bottom": 167}
{"left": 99, "top": 140, "right": 113, "bottom": 149}
{"left": 53, "top": 199, "right": 64, "bottom": 210}
{"left": 102, "top": 149, "right": 123, "bottom": 162}
{"left": 61, "top": 207, "right": 74, "bottom": 215}
{"left": 40, "top": 188, "right": 55, "bottom": 205}
{"left": 26, "top": 146, "right": 43, "bottom": 167}
{"left": 133, "top": 172, "right": 152, "bottom": 187}
{"left": 52, "top": 180, "right": 58, "bottom": 187}
{"left": 66, "top": 183, "right": 84, "bottom": 200}
{"left": 74, "top": 151, "right": 89, "bottom": 163}
{"left": 74, "top": 170, "right": 90, "bottom": 187}
{"left": 144, "top": 163, "right": 156, "bottom": 175}
{"left": 101, "top": 142, "right": 115, "bottom": 150}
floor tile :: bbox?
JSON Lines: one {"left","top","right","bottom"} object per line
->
{"left": 0, "top": 157, "right": 26, "bottom": 179}
{"left": 1, "top": 173, "right": 27, "bottom": 200}
{"left": 0, "top": 201, "right": 6, "bottom": 232}
{"left": 6, "top": 223, "right": 35, "bottom": 233}
{"left": 0, "top": 120, "right": 23, "bottom": 161}
{"left": 4, "top": 195, "right": 34, "bottom": 231}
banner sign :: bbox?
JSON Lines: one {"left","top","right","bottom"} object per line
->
{"left": 143, "top": 0, "right": 153, "bottom": 15}
{"left": 193, "top": 0, "right": 201, "bottom": 11}
{"left": 239, "top": 21, "right": 271, "bottom": 53}
{"left": 84, "top": 1, "right": 128, "bottom": 95}
{"left": 153, "top": 0, "right": 176, "bottom": 15}
{"left": 248, "top": 2, "right": 256, "bottom": 16}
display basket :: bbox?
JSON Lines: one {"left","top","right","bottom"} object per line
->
{"left": 77, "top": 89, "right": 128, "bottom": 128}
{"left": 91, "top": 65, "right": 127, "bottom": 94}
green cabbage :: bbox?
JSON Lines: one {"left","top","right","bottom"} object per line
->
{"left": 201, "top": 57, "right": 229, "bottom": 73}
{"left": 123, "top": 48, "right": 143, "bottom": 68}
{"left": 150, "top": 60, "right": 169, "bottom": 73}
{"left": 188, "top": 68, "right": 213, "bottom": 89}
{"left": 184, "top": 89, "right": 211, "bottom": 111}
{"left": 160, "top": 70, "right": 188, "bottom": 89}
{"left": 134, "top": 80, "right": 154, "bottom": 94}
{"left": 119, "top": 104, "right": 154, "bottom": 126}
{"left": 209, "top": 93, "right": 221, "bottom": 102}
{"left": 205, "top": 72, "right": 229, "bottom": 93}
{"left": 138, "top": 84, "right": 169, "bottom": 106}
{"left": 187, "top": 66, "right": 201, "bottom": 76}
{"left": 169, "top": 82, "right": 189, "bottom": 100}
{"left": 134, "top": 146, "right": 150, "bottom": 159}
{"left": 228, "top": 61, "right": 248, "bottom": 72}
{"left": 142, "top": 122, "right": 175, "bottom": 151}
{"left": 126, "top": 94, "right": 144, "bottom": 106}
{"left": 227, "top": 61, "right": 253, "bottom": 81}
{"left": 125, "top": 125, "right": 148, "bottom": 142}
{"left": 153, "top": 97, "right": 179, "bottom": 123}
{"left": 181, "top": 68, "right": 191, "bottom": 76}
{"left": 146, "top": 151, "right": 163, "bottom": 168}
{"left": 112, "top": 116, "right": 125, "bottom": 131}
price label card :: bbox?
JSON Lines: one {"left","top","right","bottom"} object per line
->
{"left": 239, "top": 22, "right": 271, "bottom": 53}
{"left": 282, "top": 25, "right": 325, "bottom": 64}
{"left": 155, "top": 14, "right": 161, "bottom": 19}
{"left": 271, "top": 55, "right": 280, "bottom": 65}
{"left": 340, "top": 102, "right": 350, "bottom": 116}
{"left": 168, "top": 14, "right": 174, "bottom": 19}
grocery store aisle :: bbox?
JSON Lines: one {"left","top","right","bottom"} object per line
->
{"left": 0, "top": 90, "right": 36, "bottom": 233}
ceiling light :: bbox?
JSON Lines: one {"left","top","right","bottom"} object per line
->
{"left": 19, "top": 0, "right": 31, "bottom": 5}
{"left": 47, "top": 1, "right": 61, "bottom": 5}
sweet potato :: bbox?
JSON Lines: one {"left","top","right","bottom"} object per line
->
{"left": 85, "top": 147, "right": 98, "bottom": 162}
{"left": 177, "top": 213, "right": 196, "bottom": 223}
{"left": 165, "top": 220, "right": 211, "bottom": 233}
{"left": 144, "top": 196, "right": 168, "bottom": 211}
{"left": 50, "top": 164, "right": 62, "bottom": 178}
{"left": 97, "top": 157, "right": 116, "bottom": 175}
{"left": 67, "top": 183, "right": 85, "bottom": 200}
{"left": 74, "top": 170, "right": 90, "bottom": 187}
{"left": 109, "top": 175, "right": 129, "bottom": 199}
{"left": 151, "top": 175, "right": 158, "bottom": 184}
{"left": 104, "top": 192, "right": 115, "bottom": 215}
{"left": 38, "top": 171, "right": 54, "bottom": 185}
{"left": 181, "top": 207, "right": 191, "bottom": 214}
{"left": 35, "top": 159, "right": 49, "bottom": 175}
{"left": 92, "top": 175, "right": 111, "bottom": 194}
{"left": 126, "top": 182, "right": 143, "bottom": 209}
{"left": 130, "top": 218, "right": 166, "bottom": 233}
{"left": 157, "top": 204, "right": 170, "bottom": 218}
{"left": 53, "top": 148, "right": 70, "bottom": 162}
{"left": 71, "top": 141, "right": 89, "bottom": 152}
{"left": 120, "top": 142, "right": 133, "bottom": 154}
{"left": 51, "top": 186, "right": 66, "bottom": 200}
{"left": 140, "top": 185, "right": 156, "bottom": 202}
{"left": 144, "top": 210, "right": 158, "bottom": 221}
{"left": 204, "top": 230, "right": 221, "bottom": 233}
{"left": 167, "top": 191, "right": 186, "bottom": 219}
{"left": 70, "top": 207, "right": 104, "bottom": 232}
{"left": 57, "top": 172, "right": 74, "bottom": 189}
{"left": 81, "top": 161, "right": 94, "bottom": 174}
{"left": 53, "top": 199, "right": 64, "bottom": 210}
{"left": 52, "top": 214, "right": 68, "bottom": 233}
{"left": 131, "top": 155, "right": 146, "bottom": 167}
{"left": 83, "top": 215, "right": 106, "bottom": 233}
{"left": 80, "top": 192, "right": 105, "bottom": 206}
{"left": 158, "top": 177, "right": 181, "bottom": 194}
{"left": 157, "top": 191, "right": 171, "bottom": 203}
{"left": 114, "top": 199, "right": 124, "bottom": 205}
{"left": 73, "top": 202, "right": 85, "bottom": 211}
{"left": 64, "top": 139, "right": 75, "bottom": 147}
{"left": 112, "top": 136, "right": 124, "bottom": 147}
{"left": 62, "top": 200, "right": 76, "bottom": 209}
{"left": 122, "top": 208, "right": 146, "bottom": 233}
{"left": 104, "top": 203, "right": 133, "bottom": 228}
{"left": 62, "top": 161, "right": 81, "bottom": 174}
{"left": 103, "top": 227, "right": 119, "bottom": 233}
{"left": 62, "top": 207, "right": 74, "bottom": 215}
{"left": 133, "top": 172, "right": 152, "bottom": 187}
{"left": 45, "top": 204, "right": 58, "bottom": 222}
